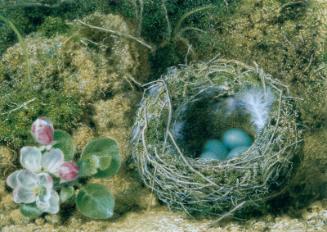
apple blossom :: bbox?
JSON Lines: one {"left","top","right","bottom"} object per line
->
{"left": 31, "top": 117, "right": 54, "bottom": 145}
{"left": 6, "top": 170, "right": 59, "bottom": 214}
{"left": 59, "top": 162, "right": 79, "bottom": 182}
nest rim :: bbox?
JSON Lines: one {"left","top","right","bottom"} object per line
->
{"left": 131, "top": 59, "right": 303, "bottom": 219}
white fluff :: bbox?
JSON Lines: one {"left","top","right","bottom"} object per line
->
{"left": 238, "top": 87, "right": 275, "bottom": 131}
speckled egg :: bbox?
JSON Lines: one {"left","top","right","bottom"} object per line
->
{"left": 222, "top": 128, "right": 253, "bottom": 150}
{"left": 201, "top": 139, "right": 228, "bottom": 160}
{"left": 226, "top": 146, "right": 250, "bottom": 159}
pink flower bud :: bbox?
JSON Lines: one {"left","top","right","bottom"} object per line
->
{"left": 31, "top": 117, "right": 54, "bottom": 145}
{"left": 59, "top": 162, "right": 79, "bottom": 182}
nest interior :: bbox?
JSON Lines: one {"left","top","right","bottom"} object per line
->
{"left": 173, "top": 87, "right": 255, "bottom": 158}
{"left": 131, "top": 59, "right": 303, "bottom": 218}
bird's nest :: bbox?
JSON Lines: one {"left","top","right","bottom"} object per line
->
{"left": 130, "top": 59, "right": 303, "bottom": 220}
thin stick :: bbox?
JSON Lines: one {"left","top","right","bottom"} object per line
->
{"left": 0, "top": 0, "right": 73, "bottom": 8}
{"left": 173, "top": 5, "right": 215, "bottom": 38}
{"left": 161, "top": 0, "right": 172, "bottom": 40}
{"left": 77, "top": 20, "right": 154, "bottom": 51}
{"left": 137, "top": 0, "right": 144, "bottom": 36}
{"left": 162, "top": 79, "right": 173, "bottom": 152}
{"left": 1, "top": 98, "right": 36, "bottom": 116}
{"left": 208, "top": 201, "right": 246, "bottom": 228}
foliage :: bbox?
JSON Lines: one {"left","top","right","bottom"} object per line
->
{"left": 53, "top": 130, "right": 76, "bottom": 161}
{"left": 20, "top": 204, "right": 43, "bottom": 219}
{"left": 80, "top": 137, "right": 120, "bottom": 178}
{"left": 76, "top": 184, "right": 115, "bottom": 219}
{"left": 5, "top": 118, "right": 121, "bottom": 219}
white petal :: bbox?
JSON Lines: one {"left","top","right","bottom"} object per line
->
{"left": 42, "top": 148, "right": 64, "bottom": 175}
{"left": 36, "top": 193, "right": 51, "bottom": 212}
{"left": 20, "top": 146, "right": 42, "bottom": 172}
{"left": 38, "top": 173, "right": 53, "bottom": 189}
{"left": 13, "top": 186, "right": 37, "bottom": 203}
{"left": 37, "top": 190, "right": 60, "bottom": 214}
{"left": 17, "top": 170, "right": 38, "bottom": 189}
{"left": 6, "top": 170, "right": 21, "bottom": 189}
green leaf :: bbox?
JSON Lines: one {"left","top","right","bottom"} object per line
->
{"left": 60, "top": 186, "right": 75, "bottom": 203}
{"left": 76, "top": 184, "right": 115, "bottom": 219}
{"left": 53, "top": 130, "right": 75, "bottom": 161}
{"left": 94, "top": 153, "right": 112, "bottom": 171}
{"left": 77, "top": 158, "right": 98, "bottom": 177}
{"left": 81, "top": 137, "right": 120, "bottom": 178}
{"left": 20, "top": 204, "right": 42, "bottom": 219}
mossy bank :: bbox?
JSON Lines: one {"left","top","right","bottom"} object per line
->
{"left": 0, "top": 0, "right": 326, "bottom": 231}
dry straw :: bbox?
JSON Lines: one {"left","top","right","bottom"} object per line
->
{"left": 131, "top": 59, "right": 303, "bottom": 221}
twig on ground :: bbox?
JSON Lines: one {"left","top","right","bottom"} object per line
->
{"left": 1, "top": 98, "right": 36, "bottom": 116}
{"left": 77, "top": 20, "right": 154, "bottom": 51}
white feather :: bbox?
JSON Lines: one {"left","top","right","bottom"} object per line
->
{"left": 238, "top": 87, "right": 275, "bottom": 131}
{"left": 172, "top": 121, "right": 184, "bottom": 140}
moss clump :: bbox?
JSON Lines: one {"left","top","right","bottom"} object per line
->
{"left": 61, "top": 45, "right": 115, "bottom": 102}
{"left": 0, "top": 12, "right": 146, "bottom": 151}
{"left": 77, "top": 12, "right": 143, "bottom": 86}
{"left": 0, "top": 36, "right": 84, "bottom": 149}
{"left": 0, "top": 1, "right": 116, "bottom": 55}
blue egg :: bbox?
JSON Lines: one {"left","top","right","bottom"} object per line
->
{"left": 222, "top": 128, "right": 253, "bottom": 150}
{"left": 226, "top": 146, "right": 250, "bottom": 159}
{"left": 202, "top": 139, "right": 228, "bottom": 160}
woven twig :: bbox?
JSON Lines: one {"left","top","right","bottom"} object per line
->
{"left": 131, "top": 59, "right": 303, "bottom": 219}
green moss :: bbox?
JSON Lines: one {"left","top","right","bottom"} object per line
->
{"left": 38, "top": 17, "right": 70, "bottom": 37}
{"left": 149, "top": 42, "right": 185, "bottom": 76}
{"left": 277, "top": 1, "right": 308, "bottom": 23}
{"left": 187, "top": 0, "right": 325, "bottom": 128}
{"left": 0, "top": 11, "right": 144, "bottom": 150}
{"left": 289, "top": 129, "right": 327, "bottom": 206}
{"left": 322, "top": 54, "right": 327, "bottom": 63}
{"left": 0, "top": 8, "right": 33, "bottom": 54}
{"left": 0, "top": 1, "right": 115, "bottom": 55}
{"left": 0, "top": 77, "right": 83, "bottom": 149}
{"left": 0, "top": 36, "right": 85, "bottom": 149}
{"left": 106, "top": 0, "right": 138, "bottom": 20}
